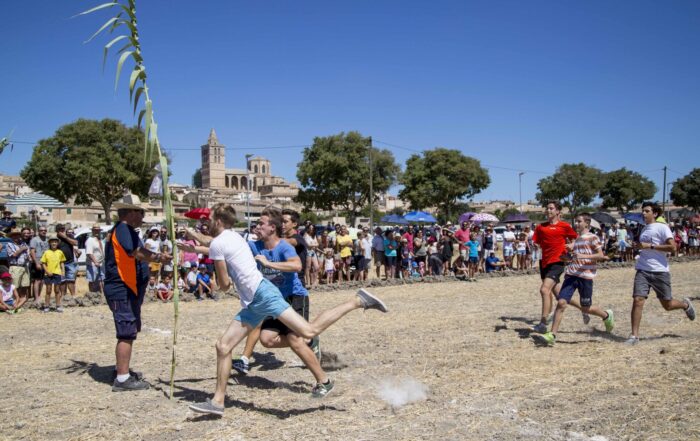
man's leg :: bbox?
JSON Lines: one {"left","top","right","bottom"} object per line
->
{"left": 630, "top": 296, "right": 646, "bottom": 338}
{"left": 659, "top": 298, "right": 691, "bottom": 312}
{"left": 539, "top": 278, "right": 557, "bottom": 324}
{"left": 550, "top": 299, "right": 568, "bottom": 334}
{"left": 32, "top": 278, "right": 43, "bottom": 306}
{"left": 211, "top": 319, "right": 252, "bottom": 407}
{"left": 241, "top": 326, "right": 261, "bottom": 359}
{"left": 259, "top": 330, "right": 328, "bottom": 384}
{"left": 115, "top": 339, "right": 133, "bottom": 375}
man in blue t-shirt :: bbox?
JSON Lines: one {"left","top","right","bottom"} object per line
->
{"left": 104, "top": 202, "right": 171, "bottom": 392}
{"left": 485, "top": 252, "right": 505, "bottom": 273}
{"left": 233, "top": 207, "right": 333, "bottom": 397}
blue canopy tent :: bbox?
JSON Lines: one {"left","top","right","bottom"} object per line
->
{"left": 403, "top": 211, "right": 437, "bottom": 223}
{"left": 380, "top": 214, "right": 409, "bottom": 225}
{"left": 623, "top": 213, "right": 644, "bottom": 224}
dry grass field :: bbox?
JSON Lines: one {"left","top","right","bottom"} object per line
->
{"left": 1, "top": 261, "right": 699, "bottom": 441}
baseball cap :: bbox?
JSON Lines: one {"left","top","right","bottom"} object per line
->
{"left": 1, "top": 272, "right": 11, "bottom": 280}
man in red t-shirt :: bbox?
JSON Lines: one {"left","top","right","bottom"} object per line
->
{"left": 454, "top": 221, "right": 471, "bottom": 259}
{"left": 531, "top": 201, "right": 579, "bottom": 333}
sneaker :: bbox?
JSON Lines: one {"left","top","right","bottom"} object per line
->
{"left": 111, "top": 375, "right": 150, "bottom": 392}
{"left": 356, "top": 289, "right": 388, "bottom": 313}
{"left": 545, "top": 312, "right": 554, "bottom": 324}
{"left": 582, "top": 313, "right": 591, "bottom": 325}
{"left": 111, "top": 369, "right": 145, "bottom": 382}
{"left": 41, "top": 307, "right": 51, "bottom": 313}
{"left": 189, "top": 398, "right": 224, "bottom": 416}
{"left": 532, "top": 322, "right": 548, "bottom": 334}
{"left": 684, "top": 298, "right": 695, "bottom": 321}
{"left": 311, "top": 379, "right": 334, "bottom": 398}
{"left": 603, "top": 309, "right": 615, "bottom": 333}
{"left": 55, "top": 306, "right": 64, "bottom": 313}
{"left": 532, "top": 331, "right": 555, "bottom": 347}
{"left": 232, "top": 357, "right": 249, "bottom": 375}
{"left": 624, "top": 335, "right": 639, "bottom": 345}
{"left": 309, "top": 336, "right": 321, "bottom": 362}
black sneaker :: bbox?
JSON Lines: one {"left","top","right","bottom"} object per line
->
{"left": 112, "top": 375, "right": 150, "bottom": 392}
{"left": 111, "top": 369, "right": 145, "bottom": 383}
{"left": 684, "top": 298, "right": 695, "bottom": 321}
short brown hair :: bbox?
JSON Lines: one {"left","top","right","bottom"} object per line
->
{"left": 261, "top": 206, "right": 283, "bottom": 236}
{"left": 211, "top": 203, "right": 237, "bottom": 228}
{"left": 281, "top": 208, "right": 300, "bottom": 227}
{"left": 546, "top": 200, "right": 562, "bottom": 211}
{"left": 576, "top": 212, "right": 592, "bottom": 225}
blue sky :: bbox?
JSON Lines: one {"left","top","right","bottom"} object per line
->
{"left": 2, "top": 1, "right": 698, "bottom": 204}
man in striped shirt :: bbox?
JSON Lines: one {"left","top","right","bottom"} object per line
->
{"left": 533, "top": 213, "right": 614, "bottom": 346}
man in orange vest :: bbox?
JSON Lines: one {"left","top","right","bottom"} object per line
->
{"left": 104, "top": 202, "right": 171, "bottom": 392}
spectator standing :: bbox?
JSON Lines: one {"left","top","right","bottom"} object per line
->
{"left": 85, "top": 224, "right": 106, "bottom": 294}
{"left": 144, "top": 228, "right": 162, "bottom": 280}
{"left": 40, "top": 235, "right": 65, "bottom": 312}
{"left": 372, "top": 227, "right": 385, "bottom": 279}
{"left": 360, "top": 230, "right": 372, "bottom": 281}
{"left": 160, "top": 227, "right": 174, "bottom": 279}
{"left": 29, "top": 226, "right": 49, "bottom": 307}
{"left": 454, "top": 221, "right": 471, "bottom": 260}
{"left": 383, "top": 230, "right": 398, "bottom": 280}
{"left": 6, "top": 228, "right": 31, "bottom": 307}
{"left": 56, "top": 224, "right": 79, "bottom": 300}
{"left": 302, "top": 224, "right": 320, "bottom": 288}
{"left": 335, "top": 225, "right": 353, "bottom": 282}
{"left": 502, "top": 226, "right": 516, "bottom": 269}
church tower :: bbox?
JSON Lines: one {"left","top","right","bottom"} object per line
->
{"left": 201, "top": 128, "right": 225, "bottom": 189}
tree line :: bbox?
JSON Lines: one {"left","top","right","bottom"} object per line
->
{"left": 17, "top": 119, "right": 700, "bottom": 221}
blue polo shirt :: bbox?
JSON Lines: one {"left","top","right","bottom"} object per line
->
{"left": 104, "top": 223, "right": 149, "bottom": 301}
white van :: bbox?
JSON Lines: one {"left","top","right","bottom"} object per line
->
{"left": 74, "top": 225, "right": 114, "bottom": 270}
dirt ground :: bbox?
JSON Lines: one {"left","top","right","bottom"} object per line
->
{"left": 1, "top": 262, "right": 699, "bottom": 441}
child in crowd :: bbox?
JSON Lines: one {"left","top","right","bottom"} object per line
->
{"left": 324, "top": 249, "right": 335, "bottom": 285}
{"left": 40, "top": 236, "right": 65, "bottom": 313}
{"left": 186, "top": 264, "right": 198, "bottom": 293}
{"left": 1, "top": 272, "right": 21, "bottom": 314}
{"left": 400, "top": 238, "right": 413, "bottom": 279}
{"left": 146, "top": 275, "right": 158, "bottom": 298}
{"left": 177, "top": 268, "right": 188, "bottom": 293}
{"left": 465, "top": 233, "right": 480, "bottom": 281}
{"left": 532, "top": 213, "right": 614, "bottom": 346}
{"left": 156, "top": 274, "right": 174, "bottom": 302}
{"left": 196, "top": 264, "right": 213, "bottom": 300}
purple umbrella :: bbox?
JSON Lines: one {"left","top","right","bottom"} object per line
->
{"left": 470, "top": 213, "right": 499, "bottom": 223}
{"left": 458, "top": 212, "right": 477, "bottom": 224}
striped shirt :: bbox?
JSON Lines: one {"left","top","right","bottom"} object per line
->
{"left": 565, "top": 233, "right": 601, "bottom": 280}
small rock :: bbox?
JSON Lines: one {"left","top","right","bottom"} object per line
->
{"left": 14, "top": 422, "right": 25, "bottom": 430}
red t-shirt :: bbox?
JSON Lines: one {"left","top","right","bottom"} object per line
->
{"left": 532, "top": 221, "right": 577, "bottom": 267}
{"left": 454, "top": 228, "right": 471, "bottom": 251}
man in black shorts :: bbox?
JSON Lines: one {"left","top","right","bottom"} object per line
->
{"left": 531, "top": 201, "right": 586, "bottom": 334}
{"left": 245, "top": 207, "right": 333, "bottom": 397}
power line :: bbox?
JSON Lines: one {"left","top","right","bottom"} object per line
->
{"left": 9, "top": 139, "right": 310, "bottom": 152}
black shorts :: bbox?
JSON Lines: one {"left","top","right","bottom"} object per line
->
{"left": 540, "top": 262, "right": 565, "bottom": 284}
{"left": 107, "top": 295, "right": 143, "bottom": 340}
{"left": 260, "top": 294, "right": 309, "bottom": 336}
{"left": 30, "top": 265, "right": 44, "bottom": 281}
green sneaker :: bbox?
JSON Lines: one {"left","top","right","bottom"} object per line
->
{"left": 603, "top": 309, "right": 614, "bottom": 333}
{"left": 532, "top": 331, "right": 555, "bottom": 347}
{"left": 311, "top": 379, "right": 334, "bottom": 398}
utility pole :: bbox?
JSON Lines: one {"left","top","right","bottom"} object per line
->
{"left": 368, "top": 136, "right": 373, "bottom": 231}
{"left": 245, "top": 154, "right": 253, "bottom": 233}
{"left": 518, "top": 172, "right": 525, "bottom": 213}
{"left": 662, "top": 166, "right": 667, "bottom": 218}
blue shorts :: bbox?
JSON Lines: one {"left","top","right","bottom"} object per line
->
{"left": 44, "top": 274, "right": 62, "bottom": 285}
{"left": 503, "top": 247, "right": 514, "bottom": 257}
{"left": 107, "top": 295, "right": 143, "bottom": 340}
{"left": 63, "top": 262, "right": 77, "bottom": 282}
{"left": 558, "top": 275, "right": 593, "bottom": 307}
{"left": 469, "top": 256, "right": 479, "bottom": 264}
{"left": 86, "top": 264, "right": 105, "bottom": 282}
{"left": 235, "top": 278, "right": 292, "bottom": 327}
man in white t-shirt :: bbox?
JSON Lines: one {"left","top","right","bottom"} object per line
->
{"left": 85, "top": 224, "right": 105, "bottom": 294}
{"left": 183, "top": 203, "right": 389, "bottom": 416}
{"left": 626, "top": 202, "right": 695, "bottom": 345}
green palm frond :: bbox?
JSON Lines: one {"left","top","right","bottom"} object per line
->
{"left": 78, "top": 0, "right": 180, "bottom": 400}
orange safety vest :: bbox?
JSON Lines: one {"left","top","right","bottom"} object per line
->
{"left": 111, "top": 225, "right": 139, "bottom": 296}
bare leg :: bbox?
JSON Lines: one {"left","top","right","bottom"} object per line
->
{"left": 260, "top": 330, "right": 327, "bottom": 383}
{"left": 278, "top": 297, "right": 363, "bottom": 340}
{"left": 539, "top": 278, "right": 557, "bottom": 324}
{"left": 115, "top": 340, "right": 133, "bottom": 375}
{"left": 212, "top": 319, "right": 253, "bottom": 407}
{"left": 630, "top": 296, "right": 645, "bottom": 337}
{"left": 241, "top": 325, "right": 261, "bottom": 359}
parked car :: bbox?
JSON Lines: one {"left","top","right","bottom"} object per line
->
{"left": 494, "top": 226, "right": 506, "bottom": 242}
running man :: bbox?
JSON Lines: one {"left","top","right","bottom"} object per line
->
{"left": 532, "top": 201, "right": 582, "bottom": 334}
{"left": 532, "top": 213, "right": 614, "bottom": 346}
{"left": 626, "top": 202, "right": 695, "bottom": 345}
{"left": 186, "top": 204, "right": 388, "bottom": 416}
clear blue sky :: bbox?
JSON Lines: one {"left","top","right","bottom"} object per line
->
{"left": 2, "top": 0, "right": 698, "bottom": 204}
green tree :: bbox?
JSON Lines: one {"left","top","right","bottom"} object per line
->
{"left": 599, "top": 168, "right": 657, "bottom": 212}
{"left": 20, "top": 118, "right": 160, "bottom": 223}
{"left": 536, "top": 163, "right": 603, "bottom": 216}
{"left": 295, "top": 132, "right": 400, "bottom": 221}
{"left": 192, "top": 168, "right": 202, "bottom": 188}
{"left": 670, "top": 168, "right": 700, "bottom": 210}
{"left": 399, "top": 148, "right": 490, "bottom": 220}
